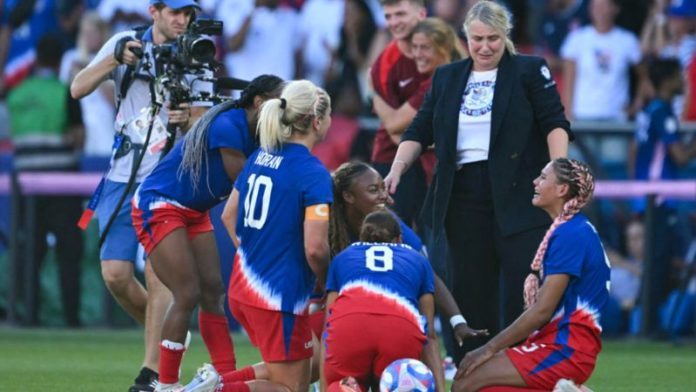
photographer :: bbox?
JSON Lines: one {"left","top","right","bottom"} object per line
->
{"left": 71, "top": 1, "right": 211, "bottom": 391}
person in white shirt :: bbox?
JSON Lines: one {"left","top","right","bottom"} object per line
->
{"left": 561, "top": 0, "right": 642, "bottom": 121}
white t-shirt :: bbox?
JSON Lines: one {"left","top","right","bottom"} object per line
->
{"left": 90, "top": 30, "right": 213, "bottom": 182}
{"left": 456, "top": 69, "right": 497, "bottom": 165}
{"left": 561, "top": 26, "right": 641, "bottom": 120}
{"left": 218, "top": 0, "right": 300, "bottom": 81}
{"left": 298, "top": 0, "right": 344, "bottom": 85}
{"left": 60, "top": 49, "right": 115, "bottom": 157}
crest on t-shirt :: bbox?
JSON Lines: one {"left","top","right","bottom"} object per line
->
{"left": 541, "top": 65, "right": 552, "bottom": 80}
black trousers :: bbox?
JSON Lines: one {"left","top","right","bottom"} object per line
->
{"left": 373, "top": 161, "right": 427, "bottom": 230}
{"left": 444, "top": 161, "right": 546, "bottom": 362}
{"left": 18, "top": 194, "right": 84, "bottom": 326}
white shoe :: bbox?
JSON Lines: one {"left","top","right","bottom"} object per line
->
{"left": 443, "top": 357, "right": 456, "bottom": 381}
{"left": 184, "top": 363, "right": 220, "bottom": 392}
{"left": 553, "top": 379, "right": 593, "bottom": 392}
{"left": 155, "top": 382, "right": 184, "bottom": 392}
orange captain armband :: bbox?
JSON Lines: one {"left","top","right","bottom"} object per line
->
{"left": 305, "top": 204, "right": 330, "bottom": 221}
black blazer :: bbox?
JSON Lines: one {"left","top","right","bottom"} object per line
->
{"left": 402, "top": 52, "right": 573, "bottom": 236}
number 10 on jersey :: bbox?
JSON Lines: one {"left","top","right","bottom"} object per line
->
{"left": 244, "top": 174, "right": 273, "bottom": 229}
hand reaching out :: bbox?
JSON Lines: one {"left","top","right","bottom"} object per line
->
{"left": 453, "top": 323, "right": 489, "bottom": 347}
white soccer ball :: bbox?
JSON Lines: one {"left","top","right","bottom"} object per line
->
{"left": 379, "top": 358, "right": 435, "bottom": 392}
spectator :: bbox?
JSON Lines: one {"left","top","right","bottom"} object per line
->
{"left": 297, "top": 0, "right": 344, "bottom": 86}
{"left": 59, "top": 11, "right": 115, "bottom": 157}
{"left": 561, "top": 0, "right": 642, "bottom": 121}
{"left": 640, "top": 0, "right": 696, "bottom": 118}
{"left": 325, "top": 0, "right": 383, "bottom": 116}
{"left": 97, "top": 0, "right": 151, "bottom": 33}
{"left": 7, "top": 34, "right": 84, "bottom": 327}
{"left": 602, "top": 219, "right": 644, "bottom": 335}
{"left": 369, "top": 0, "right": 428, "bottom": 229}
{"left": 629, "top": 57, "right": 696, "bottom": 332}
{"left": 641, "top": 0, "right": 696, "bottom": 68}
{"left": 533, "top": 0, "right": 588, "bottom": 76}
{"left": 218, "top": 0, "right": 301, "bottom": 82}
{"left": 0, "top": 0, "right": 60, "bottom": 93}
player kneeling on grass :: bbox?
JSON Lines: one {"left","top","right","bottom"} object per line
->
{"left": 321, "top": 209, "right": 446, "bottom": 392}
{"left": 452, "top": 159, "right": 608, "bottom": 392}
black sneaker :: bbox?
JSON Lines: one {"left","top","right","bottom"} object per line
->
{"left": 129, "top": 367, "right": 159, "bottom": 392}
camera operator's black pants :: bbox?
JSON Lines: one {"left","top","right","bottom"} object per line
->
{"left": 445, "top": 161, "right": 546, "bottom": 363}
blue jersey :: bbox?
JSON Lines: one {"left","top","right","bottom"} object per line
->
{"left": 348, "top": 212, "right": 424, "bottom": 254}
{"left": 230, "top": 143, "right": 333, "bottom": 315}
{"left": 138, "top": 108, "right": 257, "bottom": 212}
{"left": 326, "top": 242, "right": 435, "bottom": 333}
{"left": 538, "top": 214, "right": 610, "bottom": 356}
{"left": 634, "top": 99, "right": 680, "bottom": 181}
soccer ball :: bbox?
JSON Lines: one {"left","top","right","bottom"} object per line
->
{"left": 379, "top": 358, "right": 435, "bottom": 392}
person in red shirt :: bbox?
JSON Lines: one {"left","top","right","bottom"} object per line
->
{"left": 369, "top": 0, "right": 428, "bottom": 229}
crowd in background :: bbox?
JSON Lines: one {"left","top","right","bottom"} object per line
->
{"left": 1, "top": 0, "right": 695, "bottom": 339}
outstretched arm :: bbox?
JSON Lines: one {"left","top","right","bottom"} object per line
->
{"left": 433, "top": 275, "right": 488, "bottom": 345}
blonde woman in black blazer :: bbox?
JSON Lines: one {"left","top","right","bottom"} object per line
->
{"left": 385, "top": 1, "right": 573, "bottom": 364}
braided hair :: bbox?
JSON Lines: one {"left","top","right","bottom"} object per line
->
{"left": 177, "top": 74, "right": 285, "bottom": 193}
{"left": 523, "top": 158, "right": 595, "bottom": 308}
{"left": 329, "top": 161, "right": 373, "bottom": 257}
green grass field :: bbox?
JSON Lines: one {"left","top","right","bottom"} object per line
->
{"left": 0, "top": 327, "right": 694, "bottom": 391}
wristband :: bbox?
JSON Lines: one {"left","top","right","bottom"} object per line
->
{"left": 450, "top": 314, "right": 467, "bottom": 328}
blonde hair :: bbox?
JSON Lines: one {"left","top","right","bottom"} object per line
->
{"left": 523, "top": 159, "right": 595, "bottom": 308}
{"left": 412, "top": 17, "right": 466, "bottom": 62}
{"left": 463, "top": 0, "right": 517, "bottom": 55}
{"left": 257, "top": 80, "right": 331, "bottom": 152}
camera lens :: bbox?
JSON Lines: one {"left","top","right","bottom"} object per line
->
{"left": 189, "top": 37, "right": 216, "bottom": 64}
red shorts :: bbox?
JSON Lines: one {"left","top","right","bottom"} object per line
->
{"left": 323, "top": 312, "right": 426, "bottom": 391}
{"left": 229, "top": 299, "right": 313, "bottom": 362}
{"left": 132, "top": 200, "right": 213, "bottom": 254}
{"left": 308, "top": 297, "right": 326, "bottom": 338}
{"left": 505, "top": 341, "right": 597, "bottom": 390}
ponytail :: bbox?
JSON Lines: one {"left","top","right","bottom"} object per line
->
{"left": 178, "top": 74, "right": 284, "bottom": 192}
{"left": 257, "top": 80, "right": 330, "bottom": 152}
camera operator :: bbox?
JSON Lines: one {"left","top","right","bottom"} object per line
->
{"left": 70, "top": 1, "right": 211, "bottom": 391}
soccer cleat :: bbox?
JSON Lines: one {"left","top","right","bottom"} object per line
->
{"left": 184, "top": 363, "right": 220, "bottom": 392}
{"left": 129, "top": 367, "right": 159, "bottom": 392}
{"left": 553, "top": 379, "right": 594, "bottom": 392}
{"left": 155, "top": 382, "right": 185, "bottom": 392}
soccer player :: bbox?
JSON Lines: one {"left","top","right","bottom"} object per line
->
{"left": 322, "top": 209, "right": 445, "bottom": 392}
{"left": 452, "top": 158, "right": 608, "bottom": 392}
{"left": 222, "top": 80, "right": 333, "bottom": 392}
{"left": 131, "top": 75, "right": 285, "bottom": 391}
{"left": 328, "top": 161, "right": 487, "bottom": 344}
